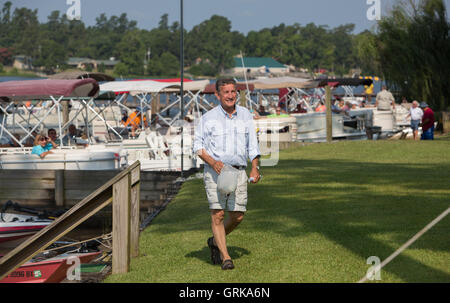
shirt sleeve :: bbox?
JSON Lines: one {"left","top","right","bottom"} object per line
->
{"left": 31, "top": 145, "right": 43, "bottom": 156}
{"left": 193, "top": 116, "right": 205, "bottom": 155}
{"left": 247, "top": 117, "right": 260, "bottom": 162}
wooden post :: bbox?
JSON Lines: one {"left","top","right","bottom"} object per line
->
{"left": 130, "top": 166, "right": 140, "bottom": 258}
{"left": 240, "top": 90, "right": 246, "bottom": 107}
{"left": 62, "top": 101, "right": 69, "bottom": 130}
{"left": 442, "top": 112, "right": 450, "bottom": 134}
{"left": 325, "top": 85, "right": 332, "bottom": 143}
{"left": 54, "top": 170, "right": 65, "bottom": 207}
{"left": 112, "top": 175, "right": 131, "bottom": 274}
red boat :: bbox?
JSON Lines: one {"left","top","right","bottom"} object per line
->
{"left": 0, "top": 213, "right": 53, "bottom": 249}
{"left": 0, "top": 251, "right": 101, "bottom": 283}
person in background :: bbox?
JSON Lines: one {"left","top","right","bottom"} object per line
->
{"left": 375, "top": 85, "right": 396, "bottom": 111}
{"left": 9, "top": 133, "right": 21, "bottom": 147}
{"left": 24, "top": 129, "right": 38, "bottom": 147}
{"left": 31, "top": 134, "right": 57, "bottom": 159}
{"left": 61, "top": 124, "right": 79, "bottom": 146}
{"left": 315, "top": 101, "right": 326, "bottom": 112}
{"left": 250, "top": 108, "right": 261, "bottom": 120}
{"left": 331, "top": 99, "right": 342, "bottom": 113}
{"left": 401, "top": 97, "right": 412, "bottom": 110}
{"left": 420, "top": 102, "right": 435, "bottom": 140}
{"left": 47, "top": 128, "right": 61, "bottom": 146}
{"left": 125, "top": 107, "right": 148, "bottom": 138}
{"left": 407, "top": 101, "right": 423, "bottom": 140}
{"left": 257, "top": 105, "right": 270, "bottom": 116}
{"left": 267, "top": 107, "right": 290, "bottom": 118}
{"left": 0, "top": 133, "right": 21, "bottom": 147}
{"left": 121, "top": 111, "right": 128, "bottom": 126}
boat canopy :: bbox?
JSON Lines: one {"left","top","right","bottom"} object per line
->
{"left": 202, "top": 82, "right": 255, "bottom": 94}
{"left": 0, "top": 79, "right": 100, "bottom": 102}
{"left": 246, "top": 77, "right": 321, "bottom": 89}
{"left": 99, "top": 79, "right": 210, "bottom": 95}
{"left": 243, "top": 77, "right": 373, "bottom": 90}
{"left": 48, "top": 71, "right": 115, "bottom": 82}
{"left": 317, "top": 78, "right": 373, "bottom": 87}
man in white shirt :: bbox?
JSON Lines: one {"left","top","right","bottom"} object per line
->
{"left": 375, "top": 85, "right": 396, "bottom": 111}
{"left": 193, "top": 78, "right": 261, "bottom": 270}
{"left": 407, "top": 100, "right": 423, "bottom": 140}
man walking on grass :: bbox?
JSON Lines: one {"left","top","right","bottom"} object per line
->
{"left": 193, "top": 78, "right": 261, "bottom": 270}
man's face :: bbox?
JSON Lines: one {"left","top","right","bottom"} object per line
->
{"left": 216, "top": 83, "right": 237, "bottom": 111}
{"left": 48, "top": 130, "right": 57, "bottom": 141}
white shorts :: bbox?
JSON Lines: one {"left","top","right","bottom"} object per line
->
{"left": 203, "top": 165, "right": 248, "bottom": 212}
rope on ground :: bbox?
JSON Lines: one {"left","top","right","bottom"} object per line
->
{"left": 358, "top": 206, "right": 450, "bottom": 283}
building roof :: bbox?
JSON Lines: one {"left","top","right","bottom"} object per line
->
{"left": 234, "top": 57, "right": 286, "bottom": 68}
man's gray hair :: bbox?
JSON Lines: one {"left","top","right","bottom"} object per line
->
{"left": 215, "top": 78, "right": 236, "bottom": 93}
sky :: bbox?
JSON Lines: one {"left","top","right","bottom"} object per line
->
{"left": 7, "top": 0, "right": 450, "bottom": 35}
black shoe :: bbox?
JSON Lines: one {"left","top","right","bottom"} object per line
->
{"left": 207, "top": 237, "right": 222, "bottom": 265}
{"left": 221, "top": 259, "right": 234, "bottom": 270}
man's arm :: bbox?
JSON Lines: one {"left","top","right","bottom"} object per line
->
{"left": 247, "top": 116, "right": 261, "bottom": 184}
{"left": 389, "top": 93, "right": 396, "bottom": 109}
{"left": 249, "top": 156, "right": 260, "bottom": 184}
{"left": 197, "top": 149, "right": 224, "bottom": 175}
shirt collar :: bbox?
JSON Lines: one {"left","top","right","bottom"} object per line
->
{"left": 219, "top": 104, "right": 238, "bottom": 118}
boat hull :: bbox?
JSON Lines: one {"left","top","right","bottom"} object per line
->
{"left": 0, "top": 149, "right": 124, "bottom": 170}
{"left": 0, "top": 252, "right": 100, "bottom": 283}
{"left": 0, "top": 221, "right": 52, "bottom": 249}
{"left": 292, "top": 112, "right": 367, "bottom": 142}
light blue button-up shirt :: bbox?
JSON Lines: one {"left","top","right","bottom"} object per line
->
{"left": 193, "top": 104, "right": 260, "bottom": 167}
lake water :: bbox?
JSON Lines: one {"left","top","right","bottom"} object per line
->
{"left": 0, "top": 76, "right": 45, "bottom": 82}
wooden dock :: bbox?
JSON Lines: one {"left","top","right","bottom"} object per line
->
{"left": 0, "top": 168, "right": 198, "bottom": 226}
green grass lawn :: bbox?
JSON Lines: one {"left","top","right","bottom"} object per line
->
{"left": 105, "top": 139, "right": 450, "bottom": 283}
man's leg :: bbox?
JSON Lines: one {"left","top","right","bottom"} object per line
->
{"left": 211, "top": 211, "right": 244, "bottom": 260}
{"left": 211, "top": 209, "right": 231, "bottom": 261}
{"left": 224, "top": 211, "right": 245, "bottom": 235}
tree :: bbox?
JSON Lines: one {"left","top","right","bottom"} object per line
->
{"left": 376, "top": 0, "right": 450, "bottom": 110}
{"left": 9, "top": 7, "right": 40, "bottom": 58}
{"left": 159, "top": 52, "right": 179, "bottom": 76}
{"left": 329, "top": 24, "right": 357, "bottom": 76}
{"left": 114, "top": 62, "right": 129, "bottom": 77}
{"left": 158, "top": 13, "right": 169, "bottom": 30}
{"left": 354, "top": 30, "right": 380, "bottom": 75}
{"left": 116, "top": 30, "right": 144, "bottom": 75}
{"left": 33, "top": 39, "right": 66, "bottom": 70}
{"left": 186, "top": 15, "right": 235, "bottom": 73}
{"left": 0, "top": 47, "right": 13, "bottom": 65}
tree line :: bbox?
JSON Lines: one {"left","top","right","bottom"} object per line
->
{"left": 0, "top": 0, "right": 448, "bottom": 111}
{"left": 0, "top": 2, "right": 369, "bottom": 77}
